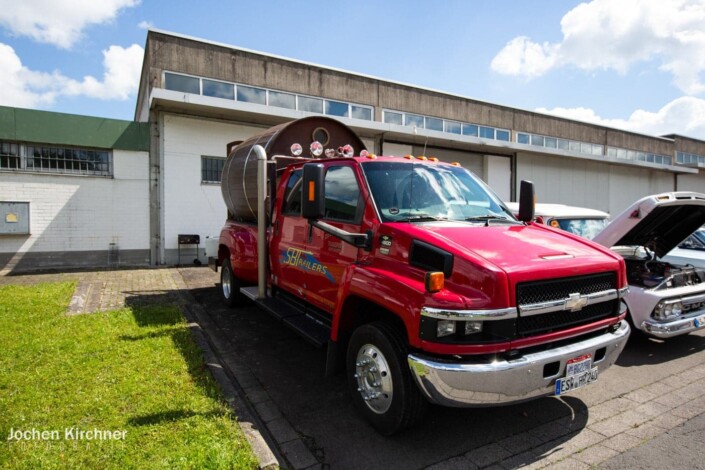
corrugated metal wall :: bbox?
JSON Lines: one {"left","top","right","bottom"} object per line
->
{"left": 516, "top": 152, "right": 673, "bottom": 216}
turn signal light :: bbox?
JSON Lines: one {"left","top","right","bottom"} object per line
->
{"left": 425, "top": 271, "right": 444, "bottom": 293}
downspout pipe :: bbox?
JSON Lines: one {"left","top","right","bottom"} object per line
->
{"left": 253, "top": 145, "right": 267, "bottom": 299}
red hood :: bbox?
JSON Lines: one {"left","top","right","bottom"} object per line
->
{"left": 390, "top": 221, "right": 622, "bottom": 284}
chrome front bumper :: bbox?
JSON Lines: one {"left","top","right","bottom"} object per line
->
{"left": 408, "top": 321, "right": 630, "bottom": 407}
{"left": 641, "top": 309, "right": 705, "bottom": 338}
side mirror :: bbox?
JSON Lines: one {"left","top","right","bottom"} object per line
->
{"left": 518, "top": 180, "right": 535, "bottom": 222}
{"left": 302, "top": 163, "right": 325, "bottom": 219}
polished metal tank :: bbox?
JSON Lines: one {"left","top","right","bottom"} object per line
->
{"left": 221, "top": 116, "right": 366, "bottom": 222}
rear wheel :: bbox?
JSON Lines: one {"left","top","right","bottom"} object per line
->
{"left": 220, "top": 259, "right": 244, "bottom": 307}
{"left": 346, "top": 321, "right": 427, "bottom": 435}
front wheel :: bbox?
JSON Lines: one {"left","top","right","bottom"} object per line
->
{"left": 346, "top": 322, "right": 427, "bottom": 435}
{"left": 220, "top": 259, "right": 244, "bottom": 307}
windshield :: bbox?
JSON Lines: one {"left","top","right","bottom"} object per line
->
{"left": 361, "top": 161, "right": 513, "bottom": 223}
{"left": 678, "top": 229, "right": 705, "bottom": 250}
{"left": 554, "top": 218, "right": 609, "bottom": 240}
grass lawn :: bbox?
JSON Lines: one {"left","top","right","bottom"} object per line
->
{"left": 0, "top": 282, "right": 258, "bottom": 469}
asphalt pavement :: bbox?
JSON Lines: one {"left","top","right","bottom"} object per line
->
{"left": 177, "top": 267, "right": 705, "bottom": 469}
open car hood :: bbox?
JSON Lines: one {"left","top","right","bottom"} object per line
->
{"left": 592, "top": 192, "right": 705, "bottom": 258}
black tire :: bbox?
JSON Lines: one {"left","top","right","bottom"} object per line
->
{"left": 346, "top": 321, "right": 428, "bottom": 435}
{"left": 220, "top": 259, "right": 244, "bottom": 307}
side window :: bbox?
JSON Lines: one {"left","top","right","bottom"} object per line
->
{"left": 324, "top": 166, "right": 362, "bottom": 223}
{"left": 282, "top": 170, "right": 303, "bottom": 215}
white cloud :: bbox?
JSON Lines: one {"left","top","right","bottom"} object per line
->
{"left": 491, "top": 0, "right": 705, "bottom": 94}
{"left": 138, "top": 20, "right": 153, "bottom": 30}
{"left": 63, "top": 44, "right": 144, "bottom": 100}
{"left": 0, "top": 42, "right": 144, "bottom": 108}
{"left": 536, "top": 96, "right": 705, "bottom": 139}
{"left": 490, "top": 37, "right": 559, "bottom": 79}
{"left": 0, "top": 0, "right": 140, "bottom": 49}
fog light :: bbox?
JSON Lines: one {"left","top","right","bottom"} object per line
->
{"left": 465, "top": 321, "right": 482, "bottom": 335}
{"left": 671, "top": 302, "right": 683, "bottom": 316}
{"left": 437, "top": 320, "right": 456, "bottom": 338}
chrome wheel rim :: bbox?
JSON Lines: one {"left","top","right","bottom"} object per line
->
{"left": 354, "top": 344, "right": 393, "bottom": 414}
{"left": 222, "top": 268, "right": 232, "bottom": 299}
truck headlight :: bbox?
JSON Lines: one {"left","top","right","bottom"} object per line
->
{"left": 653, "top": 300, "right": 683, "bottom": 320}
{"left": 437, "top": 320, "right": 456, "bottom": 337}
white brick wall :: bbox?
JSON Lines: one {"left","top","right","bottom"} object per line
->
{"left": 0, "top": 149, "right": 150, "bottom": 256}
{"left": 162, "top": 114, "right": 261, "bottom": 253}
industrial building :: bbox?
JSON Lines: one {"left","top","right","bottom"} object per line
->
{"left": 2, "top": 28, "right": 705, "bottom": 271}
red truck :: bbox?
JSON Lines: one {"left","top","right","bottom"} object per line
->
{"left": 212, "top": 116, "right": 631, "bottom": 434}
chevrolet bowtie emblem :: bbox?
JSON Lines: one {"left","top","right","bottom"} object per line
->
{"left": 566, "top": 293, "right": 588, "bottom": 311}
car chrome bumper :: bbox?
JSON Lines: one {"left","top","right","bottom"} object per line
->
{"left": 407, "top": 320, "right": 630, "bottom": 407}
{"left": 641, "top": 310, "right": 705, "bottom": 338}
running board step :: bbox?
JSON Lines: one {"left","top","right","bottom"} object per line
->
{"left": 240, "top": 287, "right": 330, "bottom": 348}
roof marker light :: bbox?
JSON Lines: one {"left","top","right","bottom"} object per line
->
{"left": 450, "top": 162, "right": 461, "bottom": 167}
{"left": 417, "top": 156, "right": 428, "bottom": 161}
{"left": 404, "top": 155, "right": 415, "bottom": 160}
{"left": 341, "top": 144, "right": 354, "bottom": 158}
{"left": 366, "top": 154, "right": 377, "bottom": 159}
{"left": 429, "top": 157, "right": 438, "bottom": 162}
{"left": 291, "top": 143, "right": 303, "bottom": 156}
{"left": 310, "top": 141, "right": 323, "bottom": 157}
{"left": 325, "top": 148, "right": 336, "bottom": 158}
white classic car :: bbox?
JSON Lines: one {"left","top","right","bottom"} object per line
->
{"left": 507, "top": 194, "right": 705, "bottom": 338}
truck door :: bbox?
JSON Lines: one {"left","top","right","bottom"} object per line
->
{"left": 304, "top": 164, "right": 365, "bottom": 312}
{"left": 271, "top": 164, "right": 365, "bottom": 313}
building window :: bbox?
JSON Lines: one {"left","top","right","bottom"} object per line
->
{"left": 164, "top": 72, "right": 200, "bottom": 94}
{"left": 445, "top": 121, "right": 461, "bottom": 134}
{"left": 163, "top": 71, "right": 374, "bottom": 121}
{"left": 351, "top": 105, "right": 372, "bottom": 121}
{"left": 203, "top": 79, "right": 234, "bottom": 100}
{"left": 462, "top": 124, "right": 479, "bottom": 137}
{"left": 0, "top": 140, "right": 112, "bottom": 176}
{"left": 518, "top": 131, "right": 608, "bottom": 159}
{"left": 609, "top": 147, "right": 671, "bottom": 166}
{"left": 0, "top": 141, "right": 20, "bottom": 169}
{"left": 676, "top": 151, "right": 705, "bottom": 165}
{"left": 12, "top": 144, "right": 111, "bottom": 176}
{"left": 298, "top": 96, "right": 323, "bottom": 113}
{"left": 496, "top": 129, "right": 510, "bottom": 141}
{"left": 269, "top": 90, "right": 296, "bottom": 109}
{"left": 201, "top": 156, "right": 225, "bottom": 184}
{"left": 237, "top": 85, "right": 266, "bottom": 105}
{"left": 405, "top": 113, "right": 424, "bottom": 128}
{"left": 480, "top": 126, "right": 495, "bottom": 139}
{"left": 325, "top": 100, "right": 349, "bottom": 117}
{"left": 383, "top": 111, "right": 403, "bottom": 125}
{"left": 425, "top": 117, "right": 443, "bottom": 132}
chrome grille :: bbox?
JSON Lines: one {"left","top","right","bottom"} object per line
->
{"left": 516, "top": 272, "right": 618, "bottom": 336}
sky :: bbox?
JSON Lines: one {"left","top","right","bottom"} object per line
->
{"left": 1, "top": 0, "right": 705, "bottom": 140}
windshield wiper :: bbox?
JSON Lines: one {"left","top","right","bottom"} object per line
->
{"left": 401, "top": 214, "right": 449, "bottom": 222}
{"left": 464, "top": 214, "right": 516, "bottom": 226}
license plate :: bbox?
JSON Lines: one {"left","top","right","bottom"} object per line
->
{"left": 555, "top": 355, "right": 598, "bottom": 395}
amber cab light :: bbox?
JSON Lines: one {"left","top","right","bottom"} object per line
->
{"left": 425, "top": 271, "right": 444, "bottom": 293}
